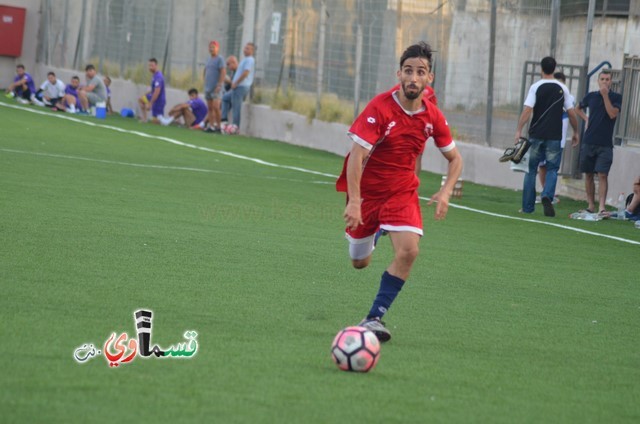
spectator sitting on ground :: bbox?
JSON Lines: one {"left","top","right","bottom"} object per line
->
{"left": 78, "top": 64, "right": 107, "bottom": 113}
{"left": 159, "top": 88, "right": 208, "bottom": 129}
{"left": 55, "top": 75, "right": 81, "bottom": 113}
{"left": 622, "top": 176, "right": 640, "bottom": 221}
{"left": 5, "top": 64, "right": 36, "bottom": 103}
{"left": 33, "top": 72, "right": 66, "bottom": 108}
{"left": 103, "top": 76, "right": 114, "bottom": 114}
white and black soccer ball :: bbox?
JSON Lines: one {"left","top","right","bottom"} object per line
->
{"left": 331, "top": 326, "right": 380, "bottom": 372}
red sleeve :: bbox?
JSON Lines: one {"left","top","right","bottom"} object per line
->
{"left": 431, "top": 105, "right": 454, "bottom": 151}
{"left": 348, "top": 97, "right": 385, "bottom": 150}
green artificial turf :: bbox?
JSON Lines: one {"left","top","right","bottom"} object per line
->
{"left": 1, "top": 98, "right": 638, "bottom": 423}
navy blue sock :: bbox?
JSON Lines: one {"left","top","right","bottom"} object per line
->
{"left": 367, "top": 271, "right": 405, "bottom": 319}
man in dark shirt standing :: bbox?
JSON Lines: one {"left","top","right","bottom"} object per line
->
{"left": 575, "top": 69, "right": 622, "bottom": 215}
{"left": 515, "top": 56, "right": 579, "bottom": 217}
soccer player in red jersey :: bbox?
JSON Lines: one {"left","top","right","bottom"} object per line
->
{"left": 336, "top": 42, "right": 463, "bottom": 342}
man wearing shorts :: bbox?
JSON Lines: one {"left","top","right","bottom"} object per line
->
{"left": 337, "top": 42, "right": 463, "bottom": 342}
{"left": 138, "top": 58, "right": 166, "bottom": 123}
{"left": 203, "top": 41, "right": 226, "bottom": 133}
{"left": 575, "top": 69, "right": 622, "bottom": 214}
{"left": 78, "top": 64, "right": 107, "bottom": 113}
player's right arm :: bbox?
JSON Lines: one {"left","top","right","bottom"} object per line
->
{"left": 515, "top": 106, "right": 532, "bottom": 143}
{"left": 343, "top": 143, "right": 368, "bottom": 231}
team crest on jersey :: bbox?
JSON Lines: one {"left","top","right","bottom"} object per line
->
{"left": 385, "top": 121, "right": 396, "bottom": 136}
{"left": 424, "top": 122, "right": 434, "bottom": 138}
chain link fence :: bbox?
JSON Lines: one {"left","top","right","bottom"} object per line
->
{"left": 37, "top": 0, "right": 638, "bottom": 148}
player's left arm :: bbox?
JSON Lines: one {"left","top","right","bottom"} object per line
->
{"left": 428, "top": 147, "right": 462, "bottom": 220}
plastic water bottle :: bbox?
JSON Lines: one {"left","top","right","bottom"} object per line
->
{"left": 617, "top": 193, "right": 626, "bottom": 220}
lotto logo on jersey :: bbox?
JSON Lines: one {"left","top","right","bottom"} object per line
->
{"left": 385, "top": 121, "right": 396, "bottom": 136}
{"left": 367, "top": 116, "right": 376, "bottom": 124}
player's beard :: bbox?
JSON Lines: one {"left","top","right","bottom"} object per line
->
{"left": 402, "top": 82, "right": 423, "bottom": 100}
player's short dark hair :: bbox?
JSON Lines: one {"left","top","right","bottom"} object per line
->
{"left": 149, "top": 58, "right": 158, "bottom": 64}
{"left": 540, "top": 56, "right": 556, "bottom": 75}
{"left": 188, "top": 88, "right": 198, "bottom": 96}
{"left": 599, "top": 68, "right": 612, "bottom": 77}
{"left": 47, "top": 71, "right": 55, "bottom": 77}
{"left": 85, "top": 64, "right": 96, "bottom": 71}
{"left": 71, "top": 75, "right": 80, "bottom": 81}
{"left": 16, "top": 64, "right": 25, "bottom": 70}
{"left": 400, "top": 42, "right": 433, "bottom": 71}
{"left": 553, "top": 71, "right": 566, "bottom": 83}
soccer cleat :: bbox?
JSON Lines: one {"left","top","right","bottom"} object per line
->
{"left": 358, "top": 317, "right": 391, "bottom": 343}
{"left": 5, "top": 92, "right": 15, "bottom": 98}
{"left": 499, "top": 137, "right": 531, "bottom": 164}
{"left": 32, "top": 98, "right": 45, "bottom": 107}
{"left": 16, "top": 98, "right": 29, "bottom": 104}
{"left": 541, "top": 196, "right": 555, "bottom": 217}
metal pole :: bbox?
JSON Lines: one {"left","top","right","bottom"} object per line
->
{"left": 550, "top": 0, "right": 559, "bottom": 57}
{"left": 354, "top": 3, "right": 363, "bottom": 119}
{"left": 192, "top": 0, "right": 201, "bottom": 83}
{"left": 485, "top": 0, "right": 497, "bottom": 146}
{"left": 570, "top": 0, "right": 597, "bottom": 178}
{"left": 434, "top": 0, "right": 444, "bottom": 103}
{"left": 62, "top": 0, "right": 69, "bottom": 67}
{"left": 315, "top": 1, "right": 327, "bottom": 120}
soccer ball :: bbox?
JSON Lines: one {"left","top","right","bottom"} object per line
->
{"left": 224, "top": 123, "right": 238, "bottom": 135}
{"left": 331, "top": 326, "right": 380, "bottom": 372}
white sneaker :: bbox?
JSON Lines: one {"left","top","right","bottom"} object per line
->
{"left": 159, "top": 116, "right": 174, "bottom": 126}
{"left": 32, "top": 98, "right": 45, "bottom": 107}
{"left": 17, "top": 98, "right": 29, "bottom": 104}
{"left": 68, "top": 104, "right": 77, "bottom": 114}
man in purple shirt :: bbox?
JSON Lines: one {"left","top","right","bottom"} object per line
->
{"left": 138, "top": 58, "right": 166, "bottom": 123}
{"left": 55, "top": 75, "right": 81, "bottom": 113}
{"left": 160, "top": 88, "right": 208, "bottom": 128}
{"left": 5, "top": 64, "right": 36, "bottom": 103}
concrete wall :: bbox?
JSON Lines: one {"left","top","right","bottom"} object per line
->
{"left": 0, "top": 0, "right": 40, "bottom": 89}
{"left": 244, "top": 103, "right": 640, "bottom": 205}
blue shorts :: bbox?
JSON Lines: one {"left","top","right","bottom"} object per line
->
{"left": 579, "top": 144, "right": 613, "bottom": 175}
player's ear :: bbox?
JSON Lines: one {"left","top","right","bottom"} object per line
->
{"left": 427, "top": 71, "right": 434, "bottom": 84}
{"left": 396, "top": 69, "right": 401, "bottom": 81}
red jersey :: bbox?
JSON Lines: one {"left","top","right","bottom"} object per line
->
{"left": 336, "top": 89, "right": 454, "bottom": 199}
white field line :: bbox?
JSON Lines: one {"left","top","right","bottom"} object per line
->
{"left": 0, "top": 148, "right": 333, "bottom": 185}
{"left": 2, "top": 102, "right": 638, "bottom": 246}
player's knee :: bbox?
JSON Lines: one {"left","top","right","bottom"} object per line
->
{"left": 396, "top": 245, "right": 419, "bottom": 264}
{"left": 352, "top": 257, "right": 371, "bottom": 269}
